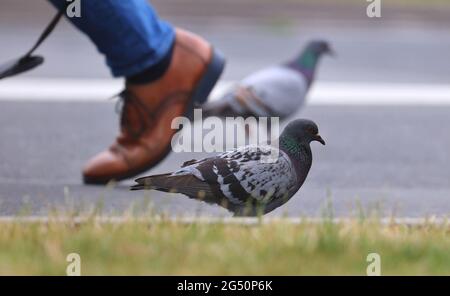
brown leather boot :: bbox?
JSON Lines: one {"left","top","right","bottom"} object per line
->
{"left": 82, "top": 28, "right": 225, "bottom": 184}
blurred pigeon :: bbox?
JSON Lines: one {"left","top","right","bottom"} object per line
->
{"left": 131, "top": 119, "right": 325, "bottom": 216}
{"left": 203, "top": 40, "right": 333, "bottom": 119}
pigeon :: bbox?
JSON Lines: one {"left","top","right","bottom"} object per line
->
{"left": 203, "top": 40, "right": 333, "bottom": 120}
{"left": 131, "top": 119, "right": 325, "bottom": 216}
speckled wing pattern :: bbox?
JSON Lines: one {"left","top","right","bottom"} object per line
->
{"left": 172, "top": 145, "right": 298, "bottom": 207}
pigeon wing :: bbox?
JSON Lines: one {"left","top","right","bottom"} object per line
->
{"left": 221, "top": 145, "right": 297, "bottom": 204}
{"left": 240, "top": 66, "right": 309, "bottom": 118}
{"left": 132, "top": 146, "right": 297, "bottom": 213}
{"left": 175, "top": 145, "right": 297, "bottom": 207}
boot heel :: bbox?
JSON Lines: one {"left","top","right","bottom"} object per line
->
{"left": 192, "top": 48, "right": 226, "bottom": 106}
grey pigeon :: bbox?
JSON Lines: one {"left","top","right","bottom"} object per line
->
{"left": 131, "top": 119, "right": 325, "bottom": 216}
{"left": 203, "top": 40, "right": 333, "bottom": 119}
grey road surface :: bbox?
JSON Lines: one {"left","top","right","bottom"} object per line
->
{"left": 1, "top": 102, "right": 449, "bottom": 217}
{"left": 0, "top": 0, "right": 449, "bottom": 217}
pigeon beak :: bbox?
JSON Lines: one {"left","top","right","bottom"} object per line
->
{"left": 314, "top": 134, "right": 326, "bottom": 145}
{"left": 327, "top": 48, "right": 336, "bottom": 57}
{"left": 323, "top": 45, "right": 335, "bottom": 57}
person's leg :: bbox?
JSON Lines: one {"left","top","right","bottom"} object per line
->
{"left": 48, "top": 0, "right": 174, "bottom": 80}
{"left": 48, "top": 0, "right": 226, "bottom": 184}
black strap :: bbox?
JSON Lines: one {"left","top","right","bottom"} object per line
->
{"left": 24, "top": 10, "right": 64, "bottom": 58}
{"left": 0, "top": 10, "right": 64, "bottom": 80}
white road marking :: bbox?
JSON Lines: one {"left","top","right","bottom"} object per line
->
{"left": 0, "top": 78, "right": 124, "bottom": 102}
{"left": 0, "top": 78, "right": 450, "bottom": 105}
{"left": 309, "top": 82, "right": 450, "bottom": 105}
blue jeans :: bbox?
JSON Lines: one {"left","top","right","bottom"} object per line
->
{"left": 48, "top": 0, "right": 175, "bottom": 77}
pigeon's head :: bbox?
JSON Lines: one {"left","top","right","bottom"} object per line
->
{"left": 289, "top": 40, "right": 333, "bottom": 84}
{"left": 282, "top": 119, "right": 325, "bottom": 146}
{"left": 305, "top": 40, "right": 334, "bottom": 57}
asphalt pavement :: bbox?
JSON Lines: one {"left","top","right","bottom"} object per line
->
{"left": 0, "top": 0, "right": 449, "bottom": 217}
{"left": 1, "top": 102, "right": 449, "bottom": 217}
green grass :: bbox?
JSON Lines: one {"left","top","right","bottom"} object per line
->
{"left": 0, "top": 216, "right": 449, "bottom": 275}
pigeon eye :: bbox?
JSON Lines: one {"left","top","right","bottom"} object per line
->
{"left": 306, "top": 126, "right": 316, "bottom": 134}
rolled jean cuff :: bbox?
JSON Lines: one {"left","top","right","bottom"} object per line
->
{"left": 109, "top": 23, "right": 175, "bottom": 77}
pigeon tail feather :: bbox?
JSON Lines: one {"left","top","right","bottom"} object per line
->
{"left": 131, "top": 174, "right": 217, "bottom": 203}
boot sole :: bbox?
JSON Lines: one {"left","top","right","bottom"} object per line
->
{"left": 83, "top": 48, "right": 226, "bottom": 185}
